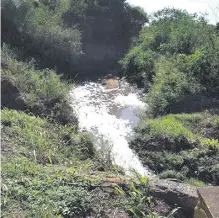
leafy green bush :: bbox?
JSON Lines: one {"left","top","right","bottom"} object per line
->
{"left": 147, "top": 57, "right": 200, "bottom": 115}
{"left": 119, "top": 46, "right": 156, "bottom": 88}
{"left": 120, "top": 8, "right": 219, "bottom": 116}
{"left": 2, "top": 0, "right": 82, "bottom": 75}
{"left": 2, "top": 0, "right": 148, "bottom": 76}
{"left": 114, "top": 176, "right": 151, "bottom": 217}
{"left": 176, "top": 47, "right": 219, "bottom": 96}
{"left": 2, "top": 44, "right": 76, "bottom": 124}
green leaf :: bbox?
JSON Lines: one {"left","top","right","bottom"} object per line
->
{"left": 130, "top": 182, "right": 140, "bottom": 193}
{"left": 128, "top": 208, "right": 136, "bottom": 215}
{"left": 114, "top": 186, "right": 125, "bottom": 196}
{"left": 48, "top": 155, "right": 53, "bottom": 164}
{"left": 140, "top": 176, "right": 148, "bottom": 185}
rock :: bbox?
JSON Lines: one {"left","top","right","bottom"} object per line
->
{"left": 102, "top": 78, "right": 120, "bottom": 89}
{"left": 194, "top": 187, "right": 219, "bottom": 218}
{"left": 151, "top": 179, "right": 198, "bottom": 214}
{"left": 1, "top": 76, "right": 27, "bottom": 110}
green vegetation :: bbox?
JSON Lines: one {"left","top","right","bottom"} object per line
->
{"left": 2, "top": 0, "right": 219, "bottom": 216}
{"left": 131, "top": 112, "right": 219, "bottom": 185}
{"left": 1, "top": 2, "right": 181, "bottom": 216}
{"left": 120, "top": 8, "right": 219, "bottom": 115}
{"left": 2, "top": 0, "right": 147, "bottom": 77}
{"left": 1, "top": 44, "right": 76, "bottom": 125}
{"left": 2, "top": 0, "right": 82, "bottom": 76}
{"left": 1, "top": 110, "right": 175, "bottom": 217}
{"left": 1, "top": 109, "right": 121, "bottom": 217}
{"left": 2, "top": 109, "right": 94, "bottom": 163}
{"left": 120, "top": 8, "right": 219, "bottom": 186}
{"left": 114, "top": 176, "right": 179, "bottom": 218}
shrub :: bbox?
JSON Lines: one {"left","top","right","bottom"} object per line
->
{"left": 147, "top": 57, "right": 200, "bottom": 116}
{"left": 176, "top": 48, "right": 219, "bottom": 96}
{"left": 1, "top": 0, "right": 82, "bottom": 76}
{"left": 114, "top": 175, "right": 181, "bottom": 218}
{"left": 2, "top": 0, "right": 148, "bottom": 77}
{"left": 2, "top": 44, "right": 76, "bottom": 124}
{"left": 120, "top": 8, "right": 219, "bottom": 117}
{"left": 114, "top": 175, "right": 156, "bottom": 217}
{"left": 119, "top": 46, "right": 156, "bottom": 88}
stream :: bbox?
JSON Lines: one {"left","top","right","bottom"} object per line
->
{"left": 70, "top": 79, "right": 152, "bottom": 176}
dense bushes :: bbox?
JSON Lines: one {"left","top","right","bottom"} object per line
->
{"left": 176, "top": 48, "right": 219, "bottom": 96}
{"left": 130, "top": 113, "right": 219, "bottom": 184}
{"left": 147, "top": 57, "right": 200, "bottom": 115}
{"left": 120, "top": 8, "right": 219, "bottom": 115}
{"left": 1, "top": 0, "right": 147, "bottom": 77}
{"left": 119, "top": 46, "right": 156, "bottom": 88}
{"left": 1, "top": 44, "right": 77, "bottom": 125}
{"left": 1, "top": 0, "right": 82, "bottom": 74}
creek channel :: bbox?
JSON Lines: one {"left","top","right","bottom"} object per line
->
{"left": 70, "top": 78, "right": 152, "bottom": 176}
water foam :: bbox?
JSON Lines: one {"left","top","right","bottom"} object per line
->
{"left": 70, "top": 81, "right": 151, "bottom": 176}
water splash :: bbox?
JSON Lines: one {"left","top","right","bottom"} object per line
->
{"left": 70, "top": 80, "right": 152, "bottom": 176}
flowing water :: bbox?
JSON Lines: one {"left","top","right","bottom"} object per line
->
{"left": 70, "top": 79, "right": 152, "bottom": 176}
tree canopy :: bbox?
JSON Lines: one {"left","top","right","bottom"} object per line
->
{"left": 1, "top": 0, "right": 148, "bottom": 77}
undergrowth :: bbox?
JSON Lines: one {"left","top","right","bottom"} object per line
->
{"left": 2, "top": 109, "right": 94, "bottom": 164}
{"left": 1, "top": 44, "right": 77, "bottom": 125}
{"left": 1, "top": 109, "right": 125, "bottom": 217}
{"left": 131, "top": 112, "right": 219, "bottom": 185}
{"left": 1, "top": 109, "right": 182, "bottom": 217}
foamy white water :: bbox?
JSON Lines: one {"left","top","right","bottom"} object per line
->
{"left": 70, "top": 80, "right": 151, "bottom": 176}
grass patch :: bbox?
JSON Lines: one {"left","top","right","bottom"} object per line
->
{"left": 185, "top": 178, "right": 206, "bottom": 187}
{"left": 1, "top": 109, "right": 128, "bottom": 217}
{"left": 143, "top": 114, "right": 195, "bottom": 140}
{"left": 1, "top": 157, "right": 92, "bottom": 218}
{"left": 1, "top": 109, "right": 182, "bottom": 217}
{"left": 2, "top": 155, "right": 127, "bottom": 218}
{"left": 2, "top": 109, "right": 94, "bottom": 164}
{"left": 131, "top": 112, "right": 219, "bottom": 185}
